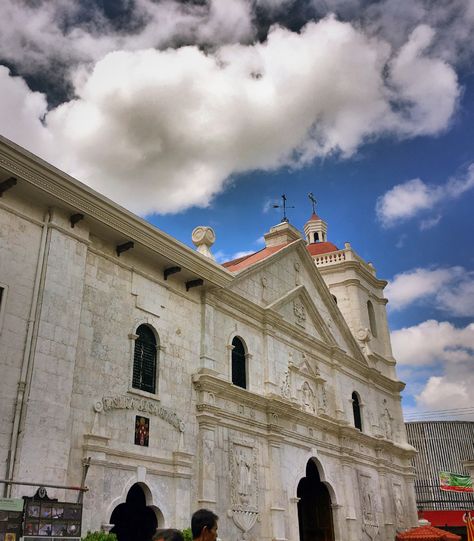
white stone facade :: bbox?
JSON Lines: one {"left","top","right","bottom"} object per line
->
{"left": 0, "top": 136, "right": 417, "bottom": 541}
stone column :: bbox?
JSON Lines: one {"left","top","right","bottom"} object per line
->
{"left": 13, "top": 216, "right": 88, "bottom": 497}
{"left": 263, "top": 324, "right": 278, "bottom": 395}
{"left": 200, "top": 292, "right": 216, "bottom": 370}
{"left": 268, "top": 435, "right": 286, "bottom": 541}
{"left": 341, "top": 460, "right": 358, "bottom": 541}
{"left": 197, "top": 420, "right": 217, "bottom": 507}
{"left": 288, "top": 497, "right": 300, "bottom": 541}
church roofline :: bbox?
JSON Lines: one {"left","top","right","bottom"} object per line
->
{"left": 0, "top": 135, "right": 233, "bottom": 289}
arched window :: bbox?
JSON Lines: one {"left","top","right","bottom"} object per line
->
{"left": 132, "top": 325, "right": 158, "bottom": 394}
{"left": 231, "top": 337, "right": 247, "bottom": 389}
{"left": 352, "top": 391, "right": 362, "bottom": 431}
{"left": 367, "top": 300, "right": 377, "bottom": 337}
{"left": 314, "top": 232, "right": 319, "bottom": 243}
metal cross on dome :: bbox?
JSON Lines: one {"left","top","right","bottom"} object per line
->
{"left": 308, "top": 192, "right": 317, "bottom": 214}
{"left": 273, "top": 194, "right": 294, "bottom": 222}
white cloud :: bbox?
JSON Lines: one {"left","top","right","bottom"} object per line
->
{"left": 392, "top": 320, "right": 474, "bottom": 414}
{"left": 376, "top": 164, "right": 474, "bottom": 227}
{"left": 0, "top": 18, "right": 461, "bottom": 214}
{"left": 392, "top": 320, "right": 474, "bottom": 366}
{"left": 0, "top": 67, "right": 52, "bottom": 157}
{"left": 0, "top": 0, "right": 256, "bottom": 79}
{"left": 386, "top": 266, "right": 474, "bottom": 315}
{"left": 415, "top": 375, "right": 473, "bottom": 412}
{"left": 419, "top": 214, "right": 441, "bottom": 230}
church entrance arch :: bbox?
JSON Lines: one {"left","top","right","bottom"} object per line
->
{"left": 110, "top": 483, "right": 159, "bottom": 541}
{"left": 297, "top": 459, "right": 335, "bottom": 541}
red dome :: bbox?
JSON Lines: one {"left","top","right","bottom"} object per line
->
{"left": 306, "top": 241, "right": 339, "bottom": 256}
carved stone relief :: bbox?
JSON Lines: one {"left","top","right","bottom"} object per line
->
{"left": 229, "top": 441, "right": 259, "bottom": 540}
{"left": 280, "top": 369, "right": 291, "bottom": 399}
{"left": 300, "top": 381, "right": 316, "bottom": 413}
{"left": 293, "top": 299, "right": 306, "bottom": 327}
{"left": 356, "top": 327, "right": 373, "bottom": 357}
{"left": 393, "top": 484, "right": 404, "bottom": 528}
{"left": 358, "top": 472, "right": 379, "bottom": 540}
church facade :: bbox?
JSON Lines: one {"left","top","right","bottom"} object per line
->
{"left": 0, "top": 135, "right": 417, "bottom": 541}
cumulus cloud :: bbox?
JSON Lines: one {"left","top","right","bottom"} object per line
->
{"left": 392, "top": 320, "right": 474, "bottom": 365}
{"left": 376, "top": 164, "right": 474, "bottom": 227}
{"left": 0, "top": 18, "right": 461, "bottom": 214}
{"left": 392, "top": 320, "right": 474, "bottom": 414}
{"left": 386, "top": 266, "right": 474, "bottom": 315}
{"left": 0, "top": 0, "right": 256, "bottom": 81}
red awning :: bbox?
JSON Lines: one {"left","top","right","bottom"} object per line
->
{"left": 396, "top": 525, "right": 461, "bottom": 540}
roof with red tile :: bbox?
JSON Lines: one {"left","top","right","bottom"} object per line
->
{"left": 223, "top": 243, "right": 289, "bottom": 272}
{"left": 306, "top": 241, "right": 339, "bottom": 255}
{"left": 222, "top": 240, "right": 339, "bottom": 272}
{"left": 395, "top": 525, "right": 461, "bottom": 540}
{"left": 308, "top": 212, "right": 323, "bottom": 221}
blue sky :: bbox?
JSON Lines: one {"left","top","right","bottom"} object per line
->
{"left": 0, "top": 0, "right": 473, "bottom": 420}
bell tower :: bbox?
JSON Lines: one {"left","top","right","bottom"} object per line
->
{"left": 304, "top": 213, "right": 327, "bottom": 244}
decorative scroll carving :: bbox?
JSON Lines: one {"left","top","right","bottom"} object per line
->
{"left": 229, "top": 441, "right": 259, "bottom": 540}
{"left": 356, "top": 327, "right": 373, "bottom": 357}
{"left": 293, "top": 299, "right": 306, "bottom": 327}
{"left": 96, "top": 395, "right": 185, "bottom": 431}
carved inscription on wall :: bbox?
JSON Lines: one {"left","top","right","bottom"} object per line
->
{"left": 94, "top": 395, "right": 185, "bottom": 432}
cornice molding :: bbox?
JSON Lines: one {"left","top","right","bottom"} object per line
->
{"left": 0, "top": 136, "right": 233, "bottom": 289}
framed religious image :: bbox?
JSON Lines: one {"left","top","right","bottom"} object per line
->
{"left": 63, "top": 505, "right": 80, "bottom": 520}
{"left": 24, "top": 522, "right": 39, "bottom": 535}
{"left": 40, "top": 505, "right": 52, "bottom": 519}
{"left": 67, "top": 523, "right": 80, "bottom": 535}
{"left": 5, "top": 534, "right": 15, "bottom": 541}
{"left": 27, "top": 505, "right": 40, "bottom": 518}
{"left": 135, "top": 416, "right": 150, "bottom": 447}
{"left": 52, "top": 522, "right": 67, "bottom": 536}
{"left": 38, "top": 522, "right": 52, "bottom": 536}
{"left": 51, "top": 507, "right": 63, "bottom": 519}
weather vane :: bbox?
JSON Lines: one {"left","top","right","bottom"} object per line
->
{"left": 273, "top": 194, "right": 294, "bottom": 223}
{"left": 308, "top": 192, "right": 317, "bottom": 214}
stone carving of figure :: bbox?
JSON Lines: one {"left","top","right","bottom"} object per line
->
{"left": 395, "top": 492, "right": 404, "bottom": 524}
{"left": 301, "top": 381, "right": 315, "bottom": 413}
{"left": 236, "top": 450, "right": 252, "bottom": 497}
{"left": 317, "top": 384, "right": 327, "bottom": 413}
{"left": 281, "top": 369, "right": 291, "bottom": 399}
{"left": 360, "top": 477, "right": 375, "bottom": 522}
{"left": 381, "top": 407, "right": 393, "bottom": 439}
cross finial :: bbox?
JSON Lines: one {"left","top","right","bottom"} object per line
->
{"left": 308, "top": 192, "right": 317, "bottom": 215}
{"left": 273, "top": 194, "right": 295, "bottom": 222}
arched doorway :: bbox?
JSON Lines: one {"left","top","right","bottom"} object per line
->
{"left": 297, "top": 459, "right": 334, "bottom": 541}
{"left": 110, "top": 483, "right": 158, "bottom": 541}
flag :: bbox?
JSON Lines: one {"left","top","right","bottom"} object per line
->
{"left": 464, "top": 512, "right": 474, "bottom": 541}
{"left": 439, "top": 471, "right": 473, "bottom": 493}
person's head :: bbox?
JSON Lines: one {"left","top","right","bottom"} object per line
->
{"left": 153, "top": 528, "right": 184, "bottom": 541}
{"left": 191, "top": 509, "right": 218, "bottom": 541}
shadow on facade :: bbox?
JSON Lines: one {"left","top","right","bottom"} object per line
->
{"left": 297, "top": 459, "right": 335, "bottom": 541}
{"left": 110, "top": 483, "right": 158, "bottom": 541}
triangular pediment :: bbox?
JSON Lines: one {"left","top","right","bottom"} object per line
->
{"left": 266, "top": 285, "right": 336, "bottom": 346}
{"left": 226, "top": 239, "right": 368, "bottom": 365}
